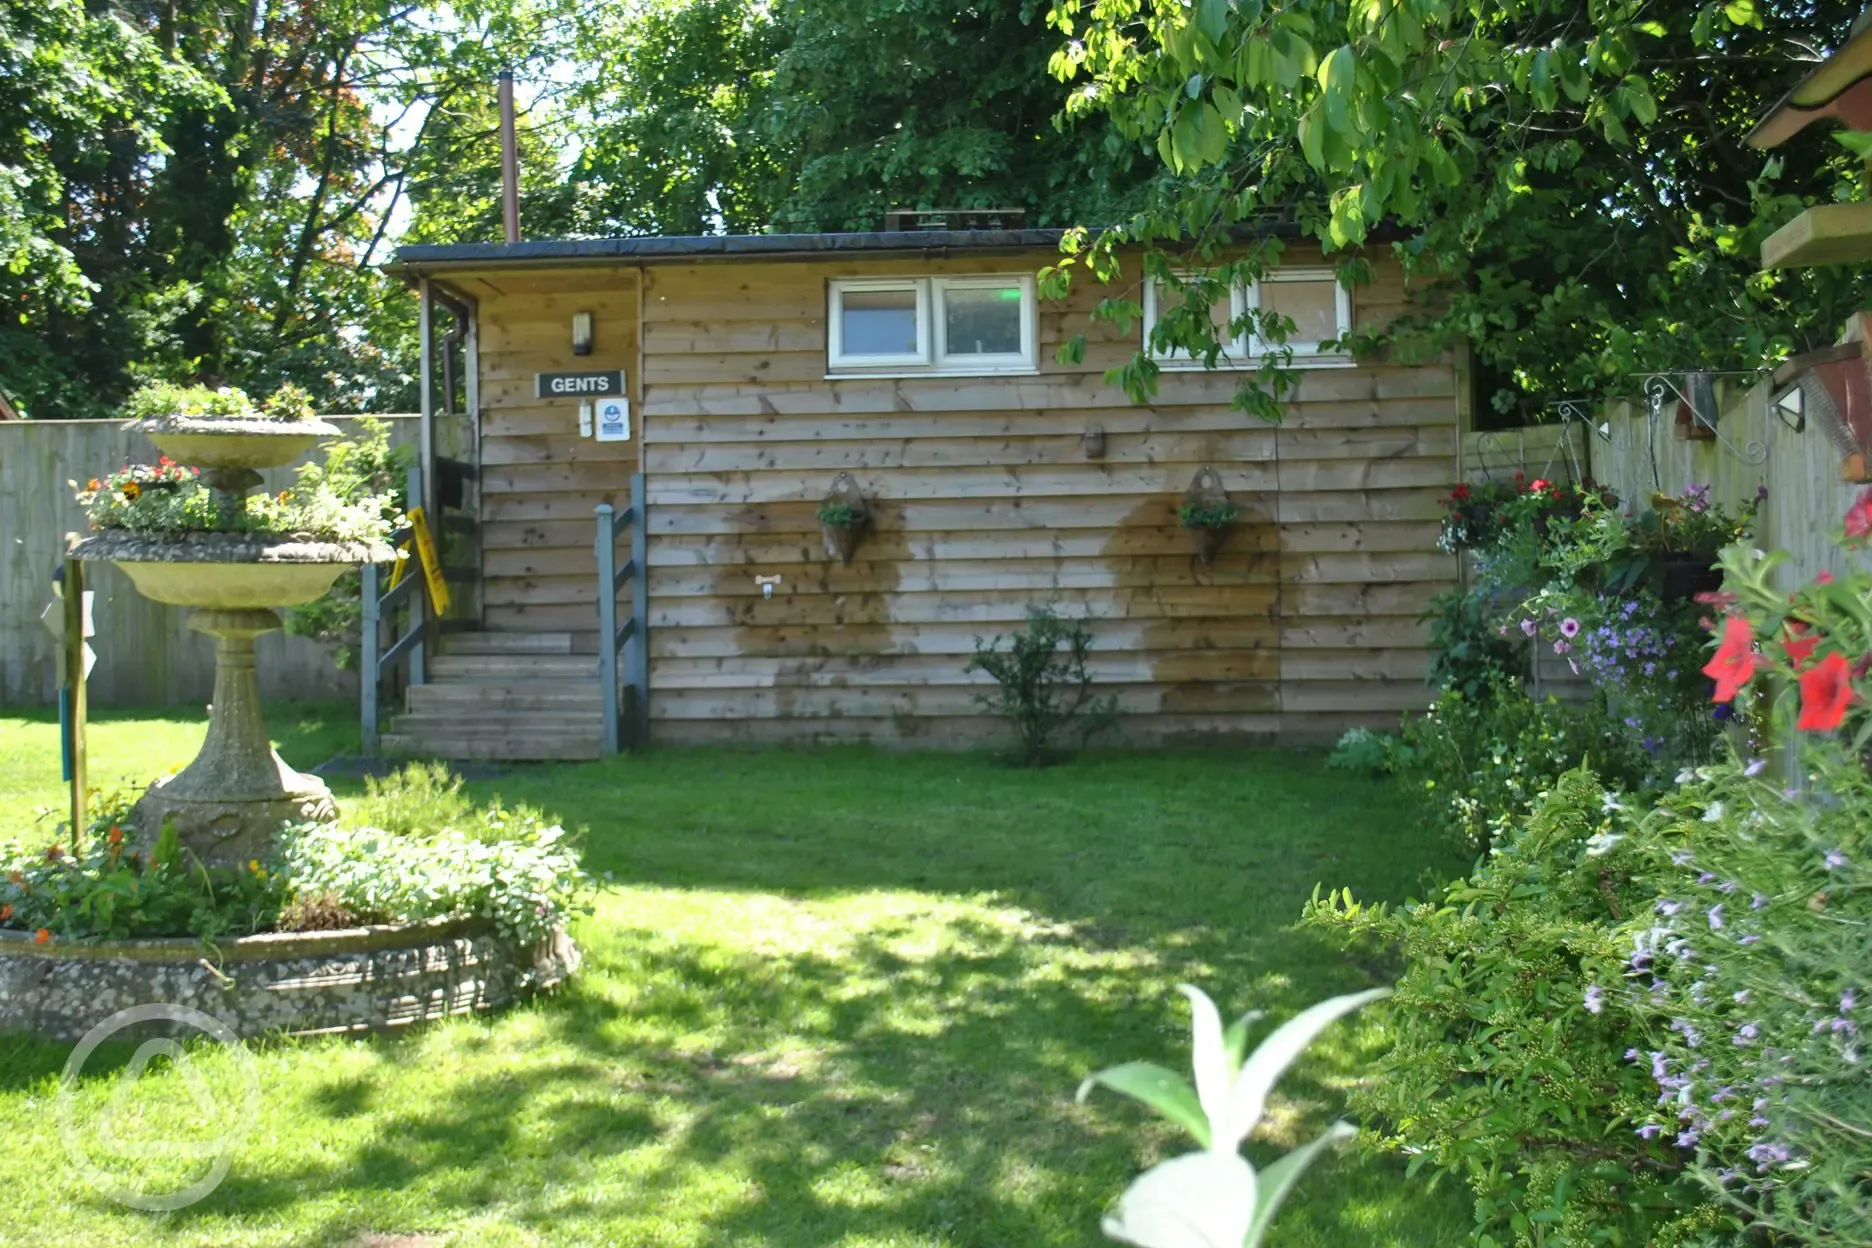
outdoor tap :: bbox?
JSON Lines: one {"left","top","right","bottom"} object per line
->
{"left": 755, "top": 574, "right": 782, "bottom": 600}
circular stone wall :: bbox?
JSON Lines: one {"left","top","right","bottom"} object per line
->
{"left": 0, "top": 919, "right": 579, "bottom": 1042}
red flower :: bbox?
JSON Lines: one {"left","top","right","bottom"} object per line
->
{"left": 1703, "top": 616, "right": 1757, "bottom": 702}
{"left": 1784, "top": 621, "right": 1819, "bottom": 669}
{"left": 1450, "top": 484, "right": 1472, "bottom": 502}
{"left": 1797, "top": 651, "right": 1856, "bottom": 732}
{"left": 1817, "top": 571, "right": 1836, "bottom": 585}
{"left": 33, "top": 928, "right": 50, "bottom": 945}
{"left": 1530, "top": 478, "right": 1552, "bottom": 492}
{"left": 1846, "top": 489, "right": 1872, "bottom": 539}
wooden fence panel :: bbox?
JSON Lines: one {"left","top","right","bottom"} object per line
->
{"left": 0, "top": 416, "right": 417, "bottom": 708}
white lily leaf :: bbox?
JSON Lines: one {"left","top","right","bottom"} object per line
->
{"left": 1101, "top": 1150, "right": 1260, "bottom": 1248}
{"left": 1219, "top": 987, "right": 1388, "bottom": 1150}
{"left": 1177, "top": 984, "right": 1231, "bottom": 1144}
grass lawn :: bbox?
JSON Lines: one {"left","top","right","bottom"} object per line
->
{"left": 0, "top": 704, "right": 1472, "bottom": 1248}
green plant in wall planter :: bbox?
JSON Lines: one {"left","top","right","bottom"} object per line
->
{"left": 1179, "top": 468, "right": 1239, "bottom": 564}
{"left": 818, "top": 472, "right": 870, "bottom": 564}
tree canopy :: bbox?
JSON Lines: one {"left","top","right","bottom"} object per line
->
{"left": 1045, "top": 0, "right": 1872, "bottom": 419}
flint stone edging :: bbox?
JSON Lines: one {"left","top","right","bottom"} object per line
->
{"left": 0, "top": 918, "right": 579, "bottom": 1042}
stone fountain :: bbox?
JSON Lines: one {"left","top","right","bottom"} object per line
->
{"left": 74, "top": 412, "right": 395, "bottom": 866}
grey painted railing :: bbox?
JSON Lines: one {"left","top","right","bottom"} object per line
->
{"left": 360, "top": 466, "right": 427, "bottom": 755}
{"left": 595, "top": 473, "right": 650, "bottom": 754}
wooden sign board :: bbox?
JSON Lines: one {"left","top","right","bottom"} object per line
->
{"left": 536, "top": 369, "right": 625, "bottom": 399}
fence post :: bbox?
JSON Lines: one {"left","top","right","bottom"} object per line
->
{"left": 596, "top": 504, "right": 620, "bottom": 757}
{"left": 629, "top": 472, "right": 649, "bottom": 749}
{"left": 360, "top": 560, "right": 381, "bottom": 755}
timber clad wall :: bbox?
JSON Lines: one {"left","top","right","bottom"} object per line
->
{"left": 467, "top": 248, "right": 1460, "bottom": 745}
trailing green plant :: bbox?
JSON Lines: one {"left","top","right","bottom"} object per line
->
{"left": 1078, "top": 983, "right": 1385, "bottom": 1248}
{"left": 123, "top": 381, "right": 315, "bottom": 423}
{"left": 282, "top": 417, "right": 415, "bottom": 663}
{"left": 1610, "top": 745, "right": 1872, "bottom": 1247}
{"left": 816, "top": 498, "right": 863, "bottom": 526}
{"left": 1424, "top": 586, "right": 1525, "bottom": 701}
{"left": 275, "top": 816, "right": 589, "bottom": 953}
{"left": 966, "top": 604, "right": 1116, "bottom": 766}
{"left": 1176, "top": 499, "right": 1239, "bottom": 529}
{"left": 74, "top": 467, "right": 397, "bottom": 545}
{"left": 1304, "top": 769, "right": 1726, "bottom": 1247}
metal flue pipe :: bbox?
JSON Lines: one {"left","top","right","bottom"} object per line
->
{"left": 498, "top": 69, "right": 520, "bottom": 244}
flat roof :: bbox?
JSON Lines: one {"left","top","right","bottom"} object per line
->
{"left": 389, "top": 229, "right": 1078, "bottom": 272}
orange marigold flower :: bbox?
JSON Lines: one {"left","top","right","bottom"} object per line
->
{"left": 1702, "top": 616, "right": 1757, "bottom": 703}
{"left": 33, "top": 928, "right": 50, "bottom": 945}
{"left": 1797, "top": 651, "right": 1856, "bottom": 733}
{"left": 107, "top": 825, "right": 124, "bottom": 846}
{"left": 0, "top": 905, "right": 12, "bottom": 922}
{"left": 86, "top": 478, "right": 100, "bottom": 492}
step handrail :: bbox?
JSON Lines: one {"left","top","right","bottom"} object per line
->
{"left": 360, "top": 466, "right": 427, "bottom": 755}
{"left": 595, "top": 472, "right": 649, "bottom": 754}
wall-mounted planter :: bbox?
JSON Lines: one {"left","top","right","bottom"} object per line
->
{"left": 1179, "top": 468, "right": 1239, "bottom": 564}
{"left": 818, "top": 472, "right": 870, "bottom": 564}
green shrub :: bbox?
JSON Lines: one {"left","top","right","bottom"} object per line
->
{"left": 1424, "top": 586, "right": 1525, "bottom": 701}
{"left": 1614, "top": 745, "right": 1872, "bottom": 1246}
{"left": 1373, "top": 682, "right": 1652, "bottom": 853}
{"left": 346, "top": 761, "right": 552, "bottom": 844}
{"left": 966, "top": 604, "right": 1116, "bottom": 766}
{"left": 1304, "top": 769, "right": 1722, "bottom": 1246}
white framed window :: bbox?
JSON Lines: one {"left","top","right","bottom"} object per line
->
{"left": 1144, "top": 268, "right": 1353, "bottom": 368}
{"left": 828, "top": 275, "right": 1037, "bottom": 376}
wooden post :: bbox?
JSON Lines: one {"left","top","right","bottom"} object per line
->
{"left": 62, "top": 551, "right": 87, "bottom": 845}
{"left": 360, "top": 560, "right": 381, "bottom": 755}
{"left": 595, "top": 504, "right": 620, "bottom": 756}
{"left": 406, "top": 464, "right": 427, "bottom": 686}
{"left": 629, "top": 471, "right": 650, "bottom": 748}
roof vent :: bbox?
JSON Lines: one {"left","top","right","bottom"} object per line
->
{"left": 882, "top": 208, "right": 1027, "bottom": 232}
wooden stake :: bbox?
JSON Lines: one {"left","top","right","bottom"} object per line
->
{"left": 63, "top": 547, "right": 87, "bottom": 847}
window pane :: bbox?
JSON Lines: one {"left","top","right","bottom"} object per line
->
{"left": 943, "top": 285, "right": 1023, "bottom": 356}
{"left": 841, "top": 289, "right": 919, "bottom": 356}
{"left": 1261, "top": 278, "right": 1340, "bottom": 345}
{"left": 1153, "top": 281, "right": 1236, "bottom": 356}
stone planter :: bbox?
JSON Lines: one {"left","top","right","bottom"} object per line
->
{"left": 130, "top": 416, "right": 341, "bottom": 472}
{"left": 73, "top": 534, "right": 393, "bottom": 866}
{"left": 0, "top": 918, "right": 579, "bottom": 1042}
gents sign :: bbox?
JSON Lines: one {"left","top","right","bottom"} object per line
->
{"left": 535, "top": 369, "right": 624, "bottom": 398}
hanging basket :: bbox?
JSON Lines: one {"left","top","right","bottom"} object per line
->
{"left": 818, "top": 472, "right": 870, "bottom": 564}
{"left": 1179, "top": 467, "right": 1237, "bottom": 565}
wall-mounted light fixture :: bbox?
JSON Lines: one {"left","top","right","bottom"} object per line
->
{"left": 572, "top": 311, "right": 594, "bottom": 356}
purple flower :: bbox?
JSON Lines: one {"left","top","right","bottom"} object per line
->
{"left": 1657, "top": 898, "right": 1683, "bottom": 917}
{"left": 1560, "top": 617, "right": 1581, "bottom": 638}
{"left": 1698, "top": 872, "right": 1717, "bottom": 885}
{"left": 1584, "top": 984, "right": 1605, "bottom": 1015}
{"left": 1637, "top": 1123, "right": 1663, "bottom": 1140}
{"left": 1676, "top": 1128, "right": 1701, "bottom": 1148}
{"left": 1672, "top": 850, "right": 1695, "bottom": 866}
{"left": 1708, "top": 905, "right": 1725, "bottom": 931}
{"left": 1734, "top": 990, "right": 1751, "bottom": 1004}
{"left": 1739, "top": 934, "right": 1761, "bottom": 945}
{"left": 1555, "top": 639, "right": 1572, "bottom": 655}
{"left": 1843, "top": 989, "right": 1858, "bottom": 1013}
{"left": 1824, "top": 849, "right": 1849, "bottom": 870}
{"left": 1757, "top": 484, "right": 1770, "bottom": 502}
{"left": 1717, "top": 879, "right": 1739, "bottom": 894}
{"left": 1520, "top": 618, "right": 1538, "bottom": 638}
{"left": 1735, "top": 1024, "right": 1760, "bottom": 1045}
{"left": 1751, "top": 892, "right": 1770, "bottom": 910}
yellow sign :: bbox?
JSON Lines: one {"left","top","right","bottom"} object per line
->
{"left": 406, "top": 507, "right": 451, "bottom": 616}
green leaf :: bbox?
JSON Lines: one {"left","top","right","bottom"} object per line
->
{"left": 1077, "top": 1061, "right": 1213, "bottom": 1148}
{"left": 1195, "top": 0, "right": 1231, "bottom": 43}
{"left": 1723, "top": 0, "right": 1756, "bottom": 24}
{"left": 1243, "top": 1121, "right": 1356, "bottom": 1248}
{"left": 1623, "top": 77, "right": 1658, "bottom": 126}
{"left": 1319, "top": 45, "right": 1356, "bottom": 134}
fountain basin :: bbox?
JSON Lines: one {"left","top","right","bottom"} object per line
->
{"left": 73, "top": 531, "right": 392, "bottom": 608}
{"left": 0, "top": 918, "right": 580, "bottom": 1041}
{"left": 128, "top": 416, "right": 343, "bottom": 471}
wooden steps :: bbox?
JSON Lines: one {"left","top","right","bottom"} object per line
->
{"left": 383, "top": 632, "right": 606, "bottom": 761}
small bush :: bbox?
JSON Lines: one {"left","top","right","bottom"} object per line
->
{"left": 1387, "top": 681, "right": 1654, "bottom": 852}
{"left": 966, "top": 605, "right": 1116, "bottom": 766}
{"left": 276, "top": 890, "right": 366, "bottom": 933}
{"left": 1424, "top": 585, "right": 1525, "bottom": 701}
{"left": 1614, "top": 745, "right": 1872, "bottom": 1246}
{"left": 1304, "top": 769, "right": 1720, "bottom": 1246}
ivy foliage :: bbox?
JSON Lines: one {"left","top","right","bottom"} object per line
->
{"left": 1044, "top": 0, "right": 1872, "bottom": 420}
